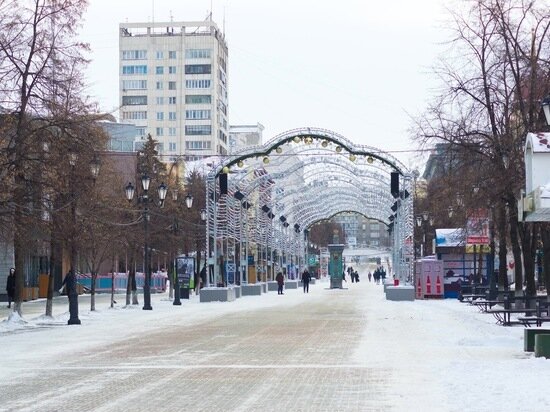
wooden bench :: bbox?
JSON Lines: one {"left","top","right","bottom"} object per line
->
{"left": 486, "top": 308, "right": 533, "bottom": 326}
{"left": 518, "top": 301, "right": 550, "bottom": 327}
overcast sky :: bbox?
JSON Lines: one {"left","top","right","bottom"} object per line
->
{"left": 79, "top": 0, "right": 451, "bottom": 168}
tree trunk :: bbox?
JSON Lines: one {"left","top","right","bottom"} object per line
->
{"left": 129, "top": 263, "right": 138, "bottom": 305}
{"left": 45, "top": 235, "right": 56, "bottom": 317}
{"left": 110, "top": 255, "right": 115, "bottom": 308}
{"left": 168, "top": 251, "right": 174, "bottom": 299}
{"left": 508, "top": 202, "right": 523, "bottom": 297}
{"left": 519, "top": 222, "right": 537, "bottom": 300}
{"left": 541, "top": 224, "right": 550, "bottom": 303}
{"left": 496, "top": 203, "right": 509, "bottom": 291}
{"left": 90, "top": 272, "right": 96, "bottom": 311}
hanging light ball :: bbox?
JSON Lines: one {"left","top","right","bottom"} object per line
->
{"left": 293, "top": 136, "right": 301, "bottom": 143}
{"left": 237, "top": 160, "right": 244, "bottom": 168}
{"left": 263, "top": 156, "right": 270, "bottom": 164}
{"left": 321, "top": 140, "right": 328, "bottom": 148}
{"left": 335, "top": 146, "right": 342, "bottom": 153}
{"left": 367, "top": 156, "right": 374, "bottom": 164}
{"left": 222, "top": 166, "right": 230, "bottom": 174}
{"left": 275, "top": 146, "right": 283, "bottom": 154}
{"left": 349, "top": 154, "right": 356, "bottom": 162}
{"left": 304, "top": 136, "right": 313, "bottom": 144}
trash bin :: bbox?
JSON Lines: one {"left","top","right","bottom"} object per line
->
{"left": 394, "top": 279, "right": 399, "bottom": 286}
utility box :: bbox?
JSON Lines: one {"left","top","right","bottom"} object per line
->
{"left": 328, "top": 243, "right": 345, "bottom": 289}
{"left": 415, "top": 259, "right": 444, "bottom": 299}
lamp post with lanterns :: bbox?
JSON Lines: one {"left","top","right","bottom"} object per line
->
{"left": 124, "top": 175, "right": 167, "bottom": 311}
{"left": 172, "top": 191, "right": 194, "bottom": 305}
{"left": 65, "top": 151, "right": 101, "bottom": 325}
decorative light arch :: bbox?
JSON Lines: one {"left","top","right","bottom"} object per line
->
{"left": 205, "top": 127, "right": 413, "bottom": 287}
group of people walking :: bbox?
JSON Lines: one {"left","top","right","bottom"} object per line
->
{"left": 368, "top": 266, "right": 387, "bottom": 284}
{"left": 275, "top": 268, "right": 313, "bottom": 294}
{"left": 345, "top": 266, "right": 360, "bottom": 283}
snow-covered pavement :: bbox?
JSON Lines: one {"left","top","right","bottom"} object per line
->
{"left": 0, "top": 277, "right": 549, "bottom": 412}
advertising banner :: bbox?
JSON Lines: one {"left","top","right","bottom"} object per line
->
{"left": 466, "top": 209, "right": 490, "bottom": 245}
{"left": 176, "top": 257, "right": 195, "bottom": 289}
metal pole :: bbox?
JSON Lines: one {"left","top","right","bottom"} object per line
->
{"left": 213, "top": 180, "right": 218, "bottom": 287}
{"left": 68, "top": 169, "right": 81, "bottom": 325}
{"left": 143, "top": 199, "right": 152, "bottom": 310}
{"left": 245, "top": 206, "right": 249, "bottom": 283}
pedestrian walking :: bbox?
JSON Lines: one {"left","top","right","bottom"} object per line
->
{"left": 6, "top": 268, "right": 15, "bottom": 308}
{"left": 354, "top": 270, "right": 360, "bottom": 282}
{"left": 368, "top": 271, "right": 372, "bottom": 282}
{"left": 301, "top": 268, "right": 311, "bottom": 293}
{"left": 276, "top": 271, "right": 285, "bottom": 295}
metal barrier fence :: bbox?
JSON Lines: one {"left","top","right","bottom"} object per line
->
{"left": 76, "top": 272, "right": 168, "bottom": 293}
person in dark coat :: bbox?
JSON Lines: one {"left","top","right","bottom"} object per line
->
{"left": 6, "top": 268, "right": 15, "bottom": 308}
{"left": 276, "top": 271, "right": 284, "bottom": 295}
{"left": 61, "top": 269, "right": 77, "bottom": 296}
{"left": 301, "top": 268, "right": 311, "bottom": 293}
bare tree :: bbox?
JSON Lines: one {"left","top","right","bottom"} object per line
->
{"left": 0, "top": 0, "right": 114, "bottom": 316}
{"left": 414, "top": 0, "right": 550, "bottom": 297}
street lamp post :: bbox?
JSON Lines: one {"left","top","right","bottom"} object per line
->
{"left": 125, "top": 176, "right": 167, "bottom": 310}
{"left": 65, "top": 151, "right": 101, "bottom": 325}
{"left": 172, "top": 192, "right": 194, "bottom": 306}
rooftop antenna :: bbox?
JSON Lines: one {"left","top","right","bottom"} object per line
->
{"left": 169, "top": 10, "right": 173, "bottom": 22}
{"left": 210, "top": 0, "right": 213, "bottom": 20}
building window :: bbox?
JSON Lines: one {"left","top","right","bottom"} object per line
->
{"left": 156, "top": 81, "right": 163, "bottom": 90}
{"left": 168, "top": 127, "right": 176, "bottom": 136}
{"left": 168, "top": 66, "right": 176, "bottom": 74}
{"left": 168, "top": 81, "right": 176, "bottom": 90}
{"left": 122, "top": 80, "right": 147, "bottom": 90}
{"left": 185, "top": 79, "right": 211, "bottom": 89}
{"left": 168, "top": 112, "right": 176, "bottom": 121}
{"left": 122, "top": 95, "right": 147, "bottom": 105}
{"left": 185, "top": 141, "right": 212, "bottom": 150}
{"left": 155, "top": 66, "right": 164, "bottom": 74}
{"left": 185, "top": 125, "right": 211, "bottom": 135}
{"left": 136, "top": 127, "right": 146, "bottom": 136}
{"left": 169, "top": 142, "right": 176, "bottom": 151}
{"left": 168, "top": 96, "right": 177, "bottom": 104}
{"left": 185, "top": 64, "right": 211, "bottom": 74}
{"left": 157, "top": 143, "right": 164, "bottom": 152}
{"left": 156, "top": 112, "right": 164, "bottom": 121}
{"left": 156, "top": 127, "right": 164, "bottom": 136}
{"left": 156, "top": 51, "right": 164, "bottom": 59}
{"left": 122, "top": 50, "right": 147, "bottom": 60}
{"left": 156, "top": 97, "right": 164, "bottom": 105}
{"left": 185, "top": 110, "right": 211, "bottom": 120}
{"left": 122, "top": 65, "right": 148, "bottom": 75}
{"left": 122, "top": 111, "right": 147, "bottom": 120}
{"left": 185, "top": 49, "right": 211, "bottom": 59}
{"left": 169, "top": 51, "right": 176, "bottom": 59}
{"left": 185, "top": 95, "right": 211, "bottom": 104}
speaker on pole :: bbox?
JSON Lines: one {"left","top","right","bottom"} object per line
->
{"left": 391, "top": 172, "right": 399, "bottom": 198}
{"left": 219, "top": 173, "right": 228, "bottom": 195}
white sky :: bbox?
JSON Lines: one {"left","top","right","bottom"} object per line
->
{"left": 79, "top": 0, "right": 451, "bottom": 168}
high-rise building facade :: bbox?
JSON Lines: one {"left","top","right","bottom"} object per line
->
{"left": 119, "top": 21, "right": 228, "bottom": 161}
{"left": 228, "top": 123, "right": 264, "bottom": 154}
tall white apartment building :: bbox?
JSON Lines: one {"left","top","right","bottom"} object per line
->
{"left": 119, "top": 21, "right": 229, "bottom": 160}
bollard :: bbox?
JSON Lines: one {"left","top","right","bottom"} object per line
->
{"left": 534, "top": 334, "right": 550, "bottom": 358}
{"left": 524, "top": 329, "right": 550, "bottom": 352}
